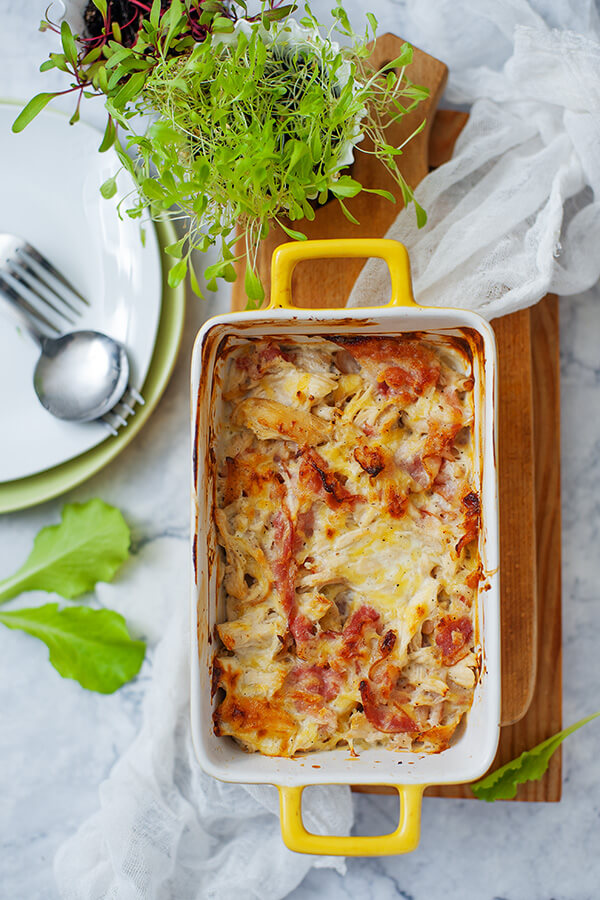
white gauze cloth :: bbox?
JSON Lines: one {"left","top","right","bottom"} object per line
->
{"left": 348, "top": 0, "right": 600, "bottom": 317}
{"left": 54, "top": 538, "right": 353, "bottom": 900}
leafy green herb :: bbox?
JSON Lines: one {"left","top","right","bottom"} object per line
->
{"left": 0, "top": 499, "right": 144, "bottom": 693}
{"left": 17, "top": 0, "right": 429, "bottom": 300}
{"left": 100, "top": 174, "right": 118, "bottom": 198}
{"left": 0, "top": 499, "right": 130, "bottom": 604}
{"left": 0, "top": 604, "right": 145, "bottom": 694}
{"left": 12, "top": 92, "right": 56, "bottom": 132}
{"left": 471, "top": 712, "right": 600, "bottom": 801}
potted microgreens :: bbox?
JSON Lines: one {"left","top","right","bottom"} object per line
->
{"left": 15, "top": 0, "right": 429, "bottom": 304}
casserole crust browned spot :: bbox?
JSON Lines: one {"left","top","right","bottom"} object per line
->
{"left": 211, "top": 334, "right": 481, "bottom": 757}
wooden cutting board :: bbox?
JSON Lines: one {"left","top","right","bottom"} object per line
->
{"left": 231, "top": 37, "right": 563, "bottom": 801}
{"left": 354, "top": 291, "right": 563, "bottom": 802}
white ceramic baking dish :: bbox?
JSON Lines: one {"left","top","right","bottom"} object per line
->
{"left": 190, "top": 238, "right": 500, "bottom": 856}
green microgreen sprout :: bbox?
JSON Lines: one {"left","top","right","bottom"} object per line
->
{"left": 15, "top": 0, "right": 429, "bottom": 306}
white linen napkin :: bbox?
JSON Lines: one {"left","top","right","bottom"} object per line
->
{"left": 54, "top": 538, "right": 352, "bottom": 900}
{"left": 347, "top": 0, "right": 600, "bottom": 317}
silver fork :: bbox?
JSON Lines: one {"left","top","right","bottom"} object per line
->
{"left": 0, "top": 233, "right": 144, "bottom": 435}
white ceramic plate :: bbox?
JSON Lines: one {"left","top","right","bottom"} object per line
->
{"left": 0, "top": 102, "right": 161, "bottom": 482}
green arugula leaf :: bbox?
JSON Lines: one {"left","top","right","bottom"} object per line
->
{"left": 414, "top": 199, "right": 427, "bottom": 229}
{"left": 363, "top": 187, "right": 397, "bottom": 203}
{"left": 212, "top": 16, "right": 235, "bottom": 33}
{"left": 12, "top": 93, "right": 56, "bottom": 132}
{"left": 383, "top": 45, "right": 414, "bottom": 70}
{"left": 150, "top": 0, "right": 162, "bottom": 29}
{"left": 92, "top": 0, "right": 107, "bottom": 17}
{"left": 60, "top": 21, "right": 78, "bottom": 68}
{"left": 0, "top": 499, "right": 130, "bottom": 604}
{"left": 263, "top": 4, "right": 296, "bottom": 22}
{"left": 161, "top": 0, "right": 185, "bottom": 51}
{"left": 105, "top": 45, "right": 133, "bottom": 70}
{"left": 141, "top": 179, "right": 166, "bottom": 202}
{"left": 165, "top": 236, "right": 187, "bottom": 258}
{"left": 277, "top": 220, "right": 308, "bottom": 241}
{"left": 329, "top": 175, "right": 362, "bottom": 198}
{"left": 336, "top": 198, "right": 360, "bottom": 225}
{"left": 189, "top": 263, "right": 204, "bottom": 298}
{"left": 82, "top": 44, "right": 103, "bottom": 65}
{"left": 366, "top": 12, "right": 378, "bottom": 34}
{"left": 114, "top": 142, "right": 136, "bottom": 177}
{"left": 100, "top": 175, "right": 118, "bottom": 198}
{"left": 98, "top": 115, "right": 116, "bottom": 153}
{"left": 0, "top": 604, "right": 145, "bottom": 694}
{"left": 40, "top": 53, "right": 70, "bottom": 74}
{"left": 96, "top": 63, "right": 109, "bottom": 93}
{"left": 167, "top": 257, "right": 188, "bottom": 288}
{"left": 199, "top": 0, "right": 226, "bottom": 14}
{"left": 112, "top": 71, "right": 147, "bottom": 108}
{"left": 331, "top": 4, "right": 351, "bottom": 34}
{"left": 472, "top": 712, "right": 600, "bottom": 801}
{"left": 287, "top": 140, "right": 309, "bottom": 172}
{"left": 244, "top": 265, "right": 265, "bottom": 304}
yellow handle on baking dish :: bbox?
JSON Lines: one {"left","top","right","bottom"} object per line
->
{"left": 278, "top": 783, "right": 425, "bottom": 856}
{"left": 269, "top": 238, "right": 417, "bottom": 310}
{"left": 269, "top": 239, "right": 421, "bottom": 855}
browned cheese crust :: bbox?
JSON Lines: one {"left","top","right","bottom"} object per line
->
{"left": 210, "top": 334, "right": 481, "bottom": 757}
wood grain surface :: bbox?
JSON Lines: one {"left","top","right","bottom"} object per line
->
{"left": 229, "top": 39, "right": 563, "bottom": 801}
{"left": 422, "top": 296, "right": 563, "bottom": 802}
{"left": 528, "top": 296, "right": 562, "bottom": 800}
{"left": 427, "top": 109, "right": 469, "bottom": 169}
{"left": 493, "top": 311, "right": 537, "bottom": 724}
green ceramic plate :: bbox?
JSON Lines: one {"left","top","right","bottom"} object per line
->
{"left": 0, "top": 217, "right": 185, "bottom": 513}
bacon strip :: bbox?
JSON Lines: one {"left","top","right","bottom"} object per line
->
{"left": 435, "top": 616, "right": 473, "bottom": 666}
{"left": 332, "top": 337, "right": 440, "bottom": 403}
{"left": 339, "top": 606, "right": 380, "bottom": 659}
{"left": 289, "top": 612, "right": 316, "bottom": 648}
{"left": 286, "top": 663, "right": 342, "bottom": 704}
{"left": 359, "top": 679, "right": 417, "bottom": 734}
{"left": 272, "top": 513, "right": 319, "bottom": 658}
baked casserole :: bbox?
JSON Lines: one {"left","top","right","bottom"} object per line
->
{"left": 211, "top": 333, "right": 482, "bottom": 757}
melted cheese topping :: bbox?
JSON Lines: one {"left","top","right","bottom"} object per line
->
{"left": 211, "top": 334, "right": 481, "bottom": 757}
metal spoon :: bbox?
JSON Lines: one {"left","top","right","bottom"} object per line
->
{"left": 33, "top": 329, "right": 130, "bottom": 422}
{"left": 0, "top": 279, "right": 129, "bottom": 421}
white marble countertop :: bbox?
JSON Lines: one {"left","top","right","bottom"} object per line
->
{"left": 1, "top": 2, "right": 600, "bottom": 899}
